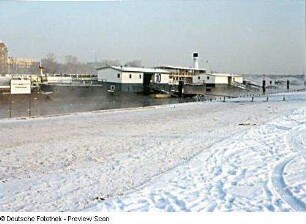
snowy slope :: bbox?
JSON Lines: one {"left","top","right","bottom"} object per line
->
{"left": 0, "top": 92, "right": 305, "bottom": 212}
{"left": 87, "top": 106, "right": 306, "bottom": 212}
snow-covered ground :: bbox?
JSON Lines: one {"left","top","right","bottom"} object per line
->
{"left": 0, "top": 92, "right": 305, "bottom": 212}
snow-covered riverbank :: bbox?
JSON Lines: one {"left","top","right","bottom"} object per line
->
{"left": 0, "top": 92, "right": 305, "bottom": 211}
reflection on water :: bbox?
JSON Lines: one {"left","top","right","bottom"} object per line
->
{"left": 0, "top": 86, "right": 180, "bottom": 119}
{"left": 0, "top": 74, "right": 304, "bottom": 119}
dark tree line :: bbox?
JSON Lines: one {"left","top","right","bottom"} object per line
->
{"left": 39, "top": 53, "right": 143, "bottom": 75}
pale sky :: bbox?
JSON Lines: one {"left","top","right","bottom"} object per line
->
{"left": 0, "top": 0, "right": 305, "bottom": 74}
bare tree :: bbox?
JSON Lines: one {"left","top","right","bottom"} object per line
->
{"left": 64, "top": 55, "right": 79, "bottom": 74}
{"left": 28, "top": 62, "right": 40, "bottom": 74}
{"left": 103, "top": 60, "right": 121, "bottom": 67}
{"left": 41, "top": 53, "right": 59, "bottom": 74}
{"left": 124, "top": 60, "right": 143, "bottom": 67}
{"left": 38, "top": 55, "right": 144, "bottom": 75}
{"left": 65, "top": 55, "right": 78, "bottom": 64}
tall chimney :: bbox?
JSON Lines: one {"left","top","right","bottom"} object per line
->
{"left": 193, "top": 52, "right": 199, "bottom": 69}
{"left": 39, "top": 61, "right": 44, "bottom": 77}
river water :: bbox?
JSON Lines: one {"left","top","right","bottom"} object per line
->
{"left": 0, "top": 86, "right": 180, "bottom": 119}
{"left": 0, "top": 74, "right": 304, "bottom": 119}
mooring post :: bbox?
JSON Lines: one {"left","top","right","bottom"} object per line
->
{"left": 287, "top": 80, "right": 290, "bottom": 90}
{"left": 178, "top": 81, "right": 184, "bottom": 98}
{"left": 262, "top": 80, "right": 266, "bottom": 95}
{"left": 28, "top": 94, "right": 32, "bottom": 117}
{"left": 9, "top": 94, "right": 12, "bottom": 118}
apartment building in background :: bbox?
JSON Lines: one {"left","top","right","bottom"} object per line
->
{"left": 0, "top": 41, "right": 8, "bottom": 74}
{"left": 8, "top": 57, "right": 39, "bottom": 74}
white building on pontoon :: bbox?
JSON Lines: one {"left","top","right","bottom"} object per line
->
{"left": 193, "top": 73, "right": 244, "bottom": 85}
{"left": 157, "top": 53, "right": 243, "bottom": 87}
{"left": 97, "top": 66, "right": 170, "bottom": 93}
{"left": 97, "top": 53, "right": 245, "bottom": 94}
{"left": 156, "top": 53, "right": 207, "bottom": 85}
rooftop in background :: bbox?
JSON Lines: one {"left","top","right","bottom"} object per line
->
{"left": 97, "top": 66, "right": 170, "bottom": 74}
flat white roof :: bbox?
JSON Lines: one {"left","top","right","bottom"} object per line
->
{"left": 210, "top": 73, "right": 243, "bottom": 77}
{"left": 97, "top": 66, "right": 170, "bottom": 74}
{"left": 156, "top": 65, "right": 207, "bottom": 71}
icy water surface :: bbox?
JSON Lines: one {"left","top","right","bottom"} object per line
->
{"left": 0, "top": 86, "right": 179, "bottom": 119}
{"left": 0, "top": 74, "right": 304, "bottom": 119}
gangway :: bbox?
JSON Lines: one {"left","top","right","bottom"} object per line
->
{"left": 231, "top": 81, "right": 261, "bottom": 91}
